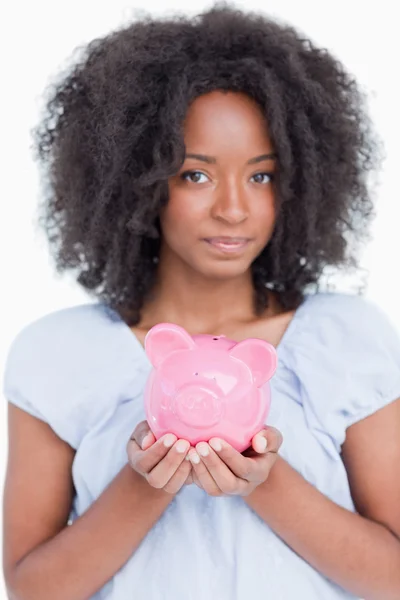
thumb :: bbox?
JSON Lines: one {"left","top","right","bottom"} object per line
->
{"left": 141, "top": 430, "right": 156, "bottom": 450}
{"left": 251, "top": 426, "right": 283, "bottom": 454}
{"left": 131, "top": 420, "right": 156, "bottom": 450}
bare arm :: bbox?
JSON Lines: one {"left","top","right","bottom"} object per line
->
{"left": 245, "top": 398, "right": 400, "bottom": 600}
{"left": 3, "top": 405, "right": 190, "bottom": 600}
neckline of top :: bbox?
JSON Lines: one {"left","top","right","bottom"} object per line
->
{"left": 100, "top": 293, "right": 314, "bottom": 365}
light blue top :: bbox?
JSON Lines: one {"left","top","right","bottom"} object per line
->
{"left": 3, "top": 292, "right": 400, "bottom": 600}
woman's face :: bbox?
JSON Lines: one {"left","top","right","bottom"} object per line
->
{"left": 161, "top": 90, "right": 277, "bottom": 280}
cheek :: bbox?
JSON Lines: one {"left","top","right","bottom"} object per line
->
{"left": 161, "top": 191, "right": 207, "bottom": 240}
{"left": 159, "top": 202, "right": 199, "bottom": 250}
{"left": 253, "top": 197, "right": 276, "bottom": 234}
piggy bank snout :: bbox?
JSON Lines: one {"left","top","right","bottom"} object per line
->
{"left": 173, "top": 384, "right": 223, "bottom": 428}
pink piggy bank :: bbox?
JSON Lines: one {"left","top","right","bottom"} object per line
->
{"left": 143, "top": 323, "right": 277, "bottom": 452}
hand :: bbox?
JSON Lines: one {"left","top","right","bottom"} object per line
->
{"left": 127, "top": 421, "right": 192, "bottom": 494}
{"left": 187, "top": 427, "right": 283, "bottom": 497}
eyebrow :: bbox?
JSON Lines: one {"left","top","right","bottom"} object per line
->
{"left": 184, "top": 152, "right": 277, "bottom": 165}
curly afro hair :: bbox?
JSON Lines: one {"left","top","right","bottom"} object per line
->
{"left": 32, "top": 2, "right": 381, "bottom": 326}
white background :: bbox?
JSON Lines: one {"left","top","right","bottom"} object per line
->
{"left": 0, "top": 0, "right": 398, "bottom": 597}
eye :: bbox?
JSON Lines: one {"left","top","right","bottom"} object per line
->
{"left": 251, "top": 172, "right": 274, "bottom": 184}
{"left": 180, "top": 170, "right": 274, "bottom": 185}
{"left": 180, "top": 170, "right": 209, "bottom": 184}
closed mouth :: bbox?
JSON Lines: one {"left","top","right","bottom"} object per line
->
{"left": 203, "top": 237, "right": 252, "bottom": 252}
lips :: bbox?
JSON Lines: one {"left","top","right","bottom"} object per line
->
{"left": 203, "top": 237, "right": 251, "bottom": 253}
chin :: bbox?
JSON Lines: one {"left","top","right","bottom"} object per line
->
{"left": 196, "top": 259, "right": 253, "bottom": 281}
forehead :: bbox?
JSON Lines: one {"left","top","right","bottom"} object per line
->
{"left": 183, "top": 90, "right": 273, "bottom": 153}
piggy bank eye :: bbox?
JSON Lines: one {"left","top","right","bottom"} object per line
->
{"left": 194, "top": 372, "right": 199, "bottom": 376}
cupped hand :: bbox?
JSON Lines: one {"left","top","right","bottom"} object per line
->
{"left": 188, "top": 427, "right": 283, "bottom": 497}
{"left": 127, "top": 421, "right": 192, "bottom": 494}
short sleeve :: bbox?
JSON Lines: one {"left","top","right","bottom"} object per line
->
{"left": 2, "top": 303, "right": 142, "bottom": 450}
{"left": 285, "top": 293, "right": 400, "bottom": 453}
{"left": 3, "top": 327, "right": 49, "bottom": 422}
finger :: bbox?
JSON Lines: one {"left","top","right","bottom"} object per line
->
{"left": 195, "top": 442, "right": 244, "bottom": 495}
{"left": 251, "top": 427, "right": 283, "bottom": 455}
{"left": 163, "top": 459, "right": 192, "bottom": 494}
{"left": 192, "top": 470, "right": 203, "bottom": 489}
{"left": 208, "top": 438, "right": 259, "bottom": 482}
{"left": 147, "top": 439, "right": 190, "bottom": 489}
{"left": 188, "top": 448, "right": 221, "bottom": 496}
{"left": 127, "top": 433, "right": 177, "bottom": 474}
{"left": 184, "top": 470, "right": 194, "bottom": 485}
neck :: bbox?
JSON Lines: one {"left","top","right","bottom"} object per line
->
{"left": 140, "top": 253, "right": 266, "bottom": 335}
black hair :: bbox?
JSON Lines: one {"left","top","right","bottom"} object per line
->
{"left": 32, "top": 2, "right": 381, "bottom": 325}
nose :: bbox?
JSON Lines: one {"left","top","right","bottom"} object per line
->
{"left": 211, "top": 179, "right": 249, "bottom": 225}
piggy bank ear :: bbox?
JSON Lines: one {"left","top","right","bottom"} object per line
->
{"left": 144, "top": 323, "right": 195, "bottom": 368}
{"left": 229, "top": 339, "right": 277, "bottom": 386}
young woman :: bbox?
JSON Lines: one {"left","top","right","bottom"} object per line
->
{"left": 3, "top": 4, "right": 400, "bottom": 600}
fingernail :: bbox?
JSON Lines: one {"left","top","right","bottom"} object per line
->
{"left": 163, "top": 434, "right": 177, "bottom": 448}
{"left": 197, "top": 443, "right": 209, "bottom": 457}
{"left": 175, "top": 440, "right": 190, "bottom": 454}
{"left": 190, "top": 452, "right": 201, "bottom": 464}
{"left": 257, "top": 437, "right": 267, "bottom": 452}
{"left": 209, "top": 439, "right": 222, "bottom": 452}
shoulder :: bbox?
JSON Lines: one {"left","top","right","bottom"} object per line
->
{"left": 292, "top": 291, "right": 400, "bottom": 372}
{"left": 3, "top": 303, "right": 141, "bottom": 448}
{"left": 3, "top": 301, "right": 140, "bottom": 390}
{"left": 299, "top": 291, "right": 399, "bottom": 346}
{"left": 302, "top": 290, "right": 386, "bottom": 316}
{"left": 285, "top": 292, "right": 400, "bottom": 448}
{"left": 6, "top": 302, "right": 118, "bottom": 353}
{"left": 4, "top": 302, "right": 138, "bottom": 373}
